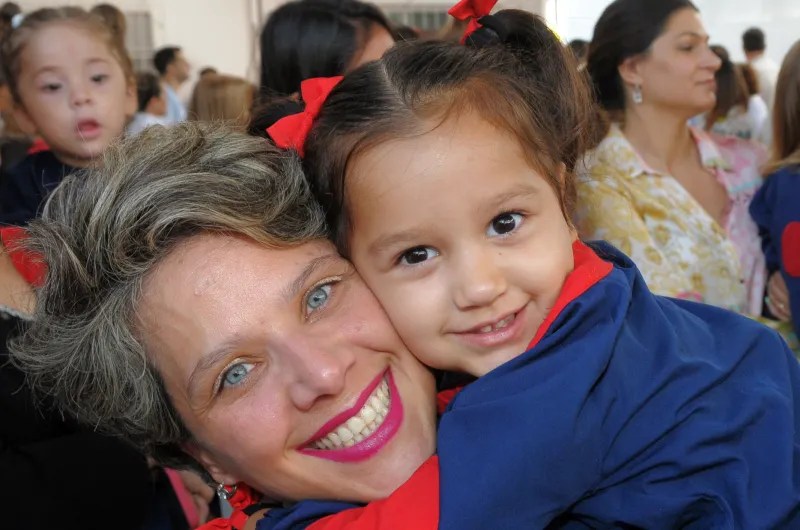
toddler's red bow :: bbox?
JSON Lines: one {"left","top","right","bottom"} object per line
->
{"left": 448, "top": 0, "right": 499, "bottom": 44}
{"left": 267, "top": 76, "right": 343, "bottom": 158}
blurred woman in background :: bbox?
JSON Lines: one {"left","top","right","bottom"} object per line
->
{"left": 258, "top": 0, "right": 395, "bottom": 101}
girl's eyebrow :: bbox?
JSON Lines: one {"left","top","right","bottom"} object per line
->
{"left": 369, "top": 227, "right": 432, "bottom": 256}
{"left": 481, "top": 183, "right": 540, "bottom": 214}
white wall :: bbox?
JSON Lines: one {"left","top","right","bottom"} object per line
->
{"left": 553, "top": 0, "right": 799, "bottom": 66}
{"left": 17, "top": 0, "right": 260, "bottom": 87}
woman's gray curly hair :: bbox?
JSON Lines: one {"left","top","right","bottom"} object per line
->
{"left": 11, "top": 122, "right": 326, "bottom": 474}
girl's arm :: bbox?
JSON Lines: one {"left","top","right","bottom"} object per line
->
{"left": 750, "top": 169, "right": 800, "bottom": 335}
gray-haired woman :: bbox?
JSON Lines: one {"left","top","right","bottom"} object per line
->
{"left": 11, "top": 123, "right": 438, "bottom": 522}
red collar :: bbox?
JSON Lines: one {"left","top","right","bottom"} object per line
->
{"left": 526, "top": 240, "right": 613, "bottom": 350}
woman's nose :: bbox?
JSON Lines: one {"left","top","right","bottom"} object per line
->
{"left": 284, "top": 337, "right": 356, "bottom": 411}
{"left": 451, "top": 249, "right": 507, "bottom": 310}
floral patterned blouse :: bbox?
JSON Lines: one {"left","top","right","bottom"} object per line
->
{"left": 577, "top": 124, "right": 768, "bottom": 316}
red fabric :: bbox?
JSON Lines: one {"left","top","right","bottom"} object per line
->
{"left": 306, "top": 457, "right": 440, "bottom": 530}
{"left": 447, "top": 0, "right": 498, "bottom": 44}
{"left": 27, "top": 138, "right": 49, "bottom": 154}
{"left": 783, "top": 222, "right": 800, "bottom": 277}
{"left": 0, "top": 226, "right": 46, "bottom": 287}
{"left": 526, "top": 241, "right": 614, "bottom": 351}
{"left": 197, "top": 484, "right": 261, "bottom": 530}
{"left": 437, "top": 389, "right": 461, "bottom": 415}
{"left": 266, "top": 76, "right": 343, "bottom": 158}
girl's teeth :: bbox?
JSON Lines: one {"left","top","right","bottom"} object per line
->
{"left": 309, "top": 377, "right": 391, "bottom": 451}
{"left": 477, "top": 314, "right": 516, "bottom": 334}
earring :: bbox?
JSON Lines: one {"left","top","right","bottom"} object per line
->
{"left": 632, "top": 84, "right": 643, "bottom": 104}
{"left": 216, "top": 482, "right": 238, "bottom": 501}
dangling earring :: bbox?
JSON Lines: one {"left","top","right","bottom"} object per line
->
{"left": 216, "top": 482, "right": 238, "bottom": 501}
{"left": 632, "top": 84, "right": 643, "bottom": 104}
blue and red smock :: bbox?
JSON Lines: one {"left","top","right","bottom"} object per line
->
{"left": 236, "top": 241, "right": 800, "bottom": 529}
{"left": 750, "top": 165, "right": 800, "bottom": 338}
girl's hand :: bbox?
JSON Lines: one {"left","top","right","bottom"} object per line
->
{"left": 767, "top": 272, "right": 792, "bottom": 322}
{"left": 242, "top": 509, "right": 270, "bottom": 530}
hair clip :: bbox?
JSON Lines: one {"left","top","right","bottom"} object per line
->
{"left": 267, "top": 76, "right": 343, "bottom": 158}
{"left": 11, "top": 13, "right": 24, "bottom": 29}
{"left": 448, "top": 0, "right": 499, "bottom": 44}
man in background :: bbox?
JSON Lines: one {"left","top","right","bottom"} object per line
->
{"left": 742, "top": 27, "right": 779, "bottom": 111}
{"left": 154, "top": 46, "right": 190, "bottom": 123}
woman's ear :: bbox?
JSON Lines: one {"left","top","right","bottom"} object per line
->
{"left": 617, "top": 55, "right": 645, "bottom": 89}
{"left": 183, "top": 442, "right": 241, "bottom": 487}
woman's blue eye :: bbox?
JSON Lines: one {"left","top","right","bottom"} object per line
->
{"left": 222, "top": 362, "right": 254, "bottom": 389}
{"left": 306, "top": 284, "right": 332, "bottom": 313}
{"left": 399, "top": 246, "right": 439, "bottom": 266}
{"left": 487, "top": 213, "right": 523, "bottom": 237}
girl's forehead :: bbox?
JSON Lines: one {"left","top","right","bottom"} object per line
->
{"left": 21, "top": 21, "right": 113, "bottom": 66}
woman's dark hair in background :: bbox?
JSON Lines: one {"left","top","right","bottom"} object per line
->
{"left": 568, "top": 38, "right": 589, "bottom": 62}
{"left": 261, "top": 10, "right": 601, "bottom": 255}
{"left": 587, "top": 0, "right": 698, "bottom": 112}
{"left": 135, "top": 71, "right": 161, "bottom": 112}
{"left": 259, "top": 0, "right": 395, "bottom": 100}
{"left": 739, "top": 62, "right": 760, "bottom": 97}
{"left": 705, "top": 45, "right": 749, "bottom": 128}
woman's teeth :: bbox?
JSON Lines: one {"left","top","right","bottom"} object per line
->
{"left": 310, "top": 377, "right": 390, "bottom": 450}
{"left": 478, "top": 313, "right": 516, "bottom": 334}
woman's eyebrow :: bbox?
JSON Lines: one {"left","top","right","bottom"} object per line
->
{"left": 188, "top": 339, "right": 241, "bottom": 400}
{"left": 281, "top": 252, "right": 341, "bottom": 303}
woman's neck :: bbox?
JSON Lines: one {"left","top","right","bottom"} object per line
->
{"left": 621, "top": 105, "right": 698, "bottom": 175}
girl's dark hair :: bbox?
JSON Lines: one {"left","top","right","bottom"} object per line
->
{"left": 706, "top": 47, "right": 749, "bottom": 129}
{"left": 90, "top": 3, "right": 127, "bottom": 45}
{"left": 135, "top": 71, "right": 161, "bottom": 112}
{"left": 587, "top": 0, "right": 698, "bottom": 112}
{"left": 266, "top": 10, "right": 600, "bottom": 256}
{"left": 259, "top": 0, "right": 394, "bottom": 99}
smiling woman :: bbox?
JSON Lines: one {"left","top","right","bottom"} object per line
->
{"left": 10, "top": 123, "right": 437, "bottom": 505}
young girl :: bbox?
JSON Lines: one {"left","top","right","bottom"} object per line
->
{"left": 751, "top": 39, "right": 800, "bottom": 341}
{"left": 240, "top": 7, "right": 800, "bottom": 530}
{"left": 0, "top": 7, "right": 136, "bottom": 226}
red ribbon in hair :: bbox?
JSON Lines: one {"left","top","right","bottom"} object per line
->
{"left": 448, "top": 0, "right": 498, "bottom": 44}
{"left": 267, "top": 76, "right": 343, "bottom": 158}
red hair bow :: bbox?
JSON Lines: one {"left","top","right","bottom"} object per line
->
{"left": 267, "top": 76, "right": 343, "bottom": 158}
{"left": 448, "top": 0, "right": 499, "bottom": 44}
